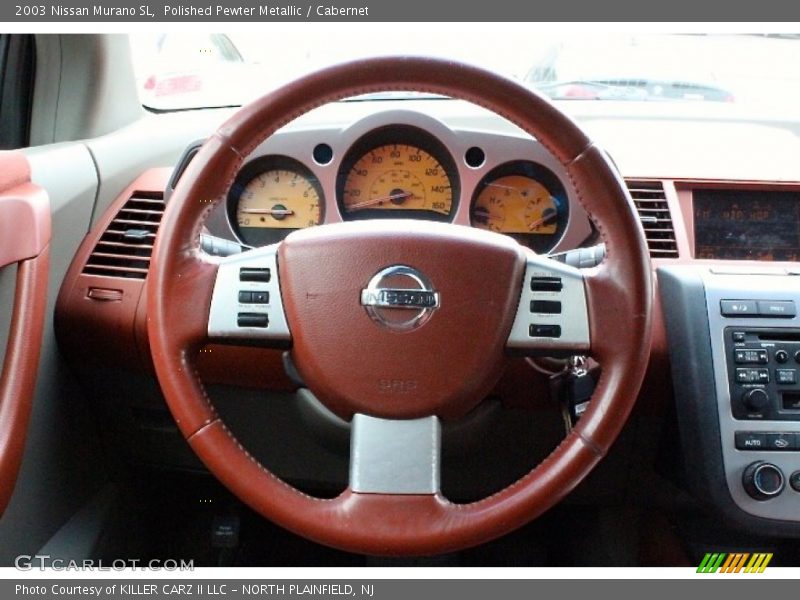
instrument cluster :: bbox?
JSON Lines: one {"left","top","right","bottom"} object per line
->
{"left": 219, "top": 113, "right": 588, "bottom": 254}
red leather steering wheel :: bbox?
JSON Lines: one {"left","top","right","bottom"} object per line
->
{"left": 147, "top": 57, "right": 653, "bottom": 556}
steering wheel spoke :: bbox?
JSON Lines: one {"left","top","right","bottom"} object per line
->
{"left": 207, "top": 243, "right": 291, "bottom": 344}
{"left": 349, "top": 414, "right": 441, "bottom": 495}
{"left": 506, "top": 253, "right": 591, "bottom": 355}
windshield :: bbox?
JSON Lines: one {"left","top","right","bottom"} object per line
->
{"left": 129, "top": 31, "right": 800, "bottom": 111}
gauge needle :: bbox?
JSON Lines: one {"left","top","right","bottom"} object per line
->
{"left": 528, "top": 213, "right": 556, "bottom": 231}
{"left": 347, "top": 191, "right": 415, "bottom": 212}
{"left": 486, "top": 183, "right": 520, "bottom": 192}
{"left": 239, "top": 208, "right": 295, "bottom": 216}
{"left": 472, "top": 210, "right": 503, "bottom": 222}
{"left": 486, "top": 183, "right": 535, "bottom": 196}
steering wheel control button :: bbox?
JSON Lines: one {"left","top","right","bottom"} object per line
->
{"left": 743, "top": 462, "right": 785, "bottom": 501}
{"left": 721, "top": 299, "right": 757, "bottom": 316}
{"left": 736, "top": 368, "right": 770, "bottom": 384}
{"left": 757, "top": 300, "right": 797, "bottom": 318}
{"left": 734, "top": 349, "right": 768, "bottom": 364}
{"left": 209, "top": 245, "right": 290, "bottom": 341}
{"left": 238, "top": 290, "right": 270, "bottom": 304}
{"left": 741, "top": 389, "right": 770, "bottom": 412}
{"left": 508, "top": 258, "right": 589, "bottom": 352}
{"left": 765, "top": 432, "right": 797, "bottom": 451}
{"left": 530, "top": 300, "right": 562, "bottom": 314}
{"left": 239, "top": 267, "right": 271, "bottom": 282}
{"left": 775, "top": 349, "right": 790, "bottom": 364}
{"left": 529, "top": 324, "right": 561, "bottom": 338}
{"left": 790, "top": 471, "right": 800, "bottom": 493}
{"left": 530, "top": 276, "right": 563, "bottom": 292}
{"left": 237, "top": 313, "right": 269, "bottom": 328}
{"left": 735, "top": 431, "right": 766, "bottom": 450}
{"left": 360, "top": 265, "right": 440, "bottom": 332}
{"left": 776, "top": 369, "right": 797, "bottom": 384}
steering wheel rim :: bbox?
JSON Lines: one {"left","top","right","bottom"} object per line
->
{"left": 147, "top": 56, "right": 653, "bottom": 556}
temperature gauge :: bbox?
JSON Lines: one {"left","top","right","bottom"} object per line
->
{"left": 470, "top": 161, "right": 568, "bottom": 253}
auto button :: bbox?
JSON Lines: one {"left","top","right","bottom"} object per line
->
{"left": 735, "top": 431, "right": 766, "bottom": 450}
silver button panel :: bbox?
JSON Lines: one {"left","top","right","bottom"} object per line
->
{"left": 207, "top": 244, "right": 291, "bottom": 342}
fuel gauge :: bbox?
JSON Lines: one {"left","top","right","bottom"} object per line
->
{"left": 471, "top": 161, "right": 568, "bottom": 253}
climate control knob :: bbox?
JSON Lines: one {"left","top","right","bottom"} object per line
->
{"left": 742, "top": 388, "right": 770, "bottom": 412}
{"left": 743, "top": 461, "right": 785, "bottom": 501}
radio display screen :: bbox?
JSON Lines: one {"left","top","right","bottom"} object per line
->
{"left": 694, "top": 189, "right": 800, "bottom": 261}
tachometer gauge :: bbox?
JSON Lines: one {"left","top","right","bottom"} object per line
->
{"left": 471, "top": 161, "right": 568, "bottom": 253}
{"left": 337, "top": 127, "right": 459, "bottom": 222}
{"left": 229, "top": 156, "right": 323, "bottom": 246}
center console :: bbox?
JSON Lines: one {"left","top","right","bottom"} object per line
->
{"left": 660, "top": 266, "right": 800, "bottom": 532}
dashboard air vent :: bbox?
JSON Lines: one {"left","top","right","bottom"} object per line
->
{"left": 626, "top": 180, "right": 679, "bottom": 258}
{"left": 82, "top": 191, "right": 165, "bottom": 279}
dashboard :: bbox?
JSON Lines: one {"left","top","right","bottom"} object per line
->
{"left": 175, "top": 110, "right": 592, "bottom": 255}
{"left": 52, "top": 97, "right": 800, "bottom": 536}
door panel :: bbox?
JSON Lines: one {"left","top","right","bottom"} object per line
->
{"left": 0, "top": 150, "right": 49, "bottom": 516}
{"left": 0, "top": 143, "right": 106, "bottom": 564}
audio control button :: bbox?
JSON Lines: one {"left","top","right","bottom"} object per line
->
{"left": 734, "top": 349, "right": 768, "bottom": 364}
{"left": 757, "top": 300, "right": 796, "bottom": 318}
{"left": 736, "top": 368, "right": 769, "bottom": 384}
{"left": 721, "top": 300, "right": 757, "bottom": 316}
{"left": 742, "top": 388, "right": 770, "bottom": 412}
{"left": 776, "top": 369, "right": 797, "bottom": 385}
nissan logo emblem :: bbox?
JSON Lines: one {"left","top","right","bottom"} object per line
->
{"left": 360, "top": 265, "right": 440, "bottom": 332}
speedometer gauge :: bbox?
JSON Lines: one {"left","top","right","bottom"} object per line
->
{"left": 470, "top": 161, "right": 569, "bottom": 253}
{"left": 228, "top": 156, "right": 323, "bottom": 247}
{"left": 337, "top": 127, "right": 459, "bottom": 222}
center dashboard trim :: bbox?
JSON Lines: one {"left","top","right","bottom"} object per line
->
{"left": 659, "top": 264, "right": 800, "bottom": 537}
{"left": 703, "top": 272, "right": 800, "bottom": 522}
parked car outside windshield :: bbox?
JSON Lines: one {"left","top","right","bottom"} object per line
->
{"left": 129, "top": 32, "right": 800, "bottom": 112}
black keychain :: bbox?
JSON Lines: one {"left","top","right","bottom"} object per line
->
{"left": 549, "top": 356, "right": 597, "bottom": 433}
